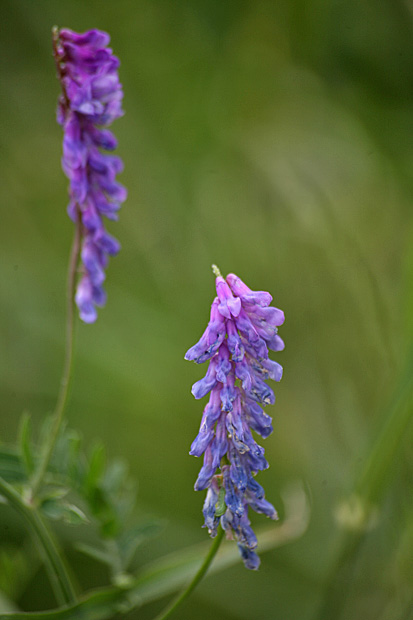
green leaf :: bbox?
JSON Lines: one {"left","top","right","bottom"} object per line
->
{"left": 0, "top": 547, "right": 32, "bottom": 601}
{"left": 40, "top": 498, "right": 66, "bottom": 521}
{"left": 0, "top": 450, "right": 25, "bottom": 484}
{"left": 67, "top": 430, "right": 84, "bottom": 485}
{"left": 61, "top": 504, "right": 89, "bottom": 526}
{"left": 18, "top": 413, "right": 34, "bottom": 476}
{"left": 101, "top": 460, "right": 127, "bottom": 496}
{"left": 40, "top": 499, "right": 88, "bottom": 526}
{"left": 0, "top": 485, "right": 309, "bottom": 620}
{"left": 39, "top": 487, "right": 69, "bottom": 502}
{"left": 38, "top": 416, "right": 54, "bottom": 454}
{"left": 117, "top": 520, "right": 165, "bottom": 569}
{"left": 75, "top": 543, "right": 115, "bottom": 568}
{"left": 86, "top": 486, "right": 119, "bottom": 538}
{"left": 85, "top": 443, "right": 106, "bottom": 493}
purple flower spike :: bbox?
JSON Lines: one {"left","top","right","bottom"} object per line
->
{"left": 186, "top": 266, "right": 284, "bottom": 569}
{"left": 53, "top": 27, "right": 126, "bottom": 322}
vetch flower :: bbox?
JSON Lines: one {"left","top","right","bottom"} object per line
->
{"left": 185, "top": 266, "right": 284, "bottom": 569}
{"left": 53, "top": 27, "right": 126, "bottom": 322}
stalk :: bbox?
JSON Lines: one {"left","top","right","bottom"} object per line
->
{"left": 154, "top": 526, "right": 225, "bottom": 620}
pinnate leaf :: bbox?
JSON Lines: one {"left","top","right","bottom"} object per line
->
{"left": 18, "top": 413, "right": 34, "bottom": 476}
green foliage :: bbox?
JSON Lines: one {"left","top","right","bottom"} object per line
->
{"left": 40, "top": 499, "right": 89, "bottom": 526}
{"left": 0, "top": 452, "right": 25, "bottom": 485}
{"left": 1, "top": 0, "right": 413, "bottom": 618}
{"left": 0, "top": 547, "right": 31, "bottom": 603}
{"left": 0, "top": 435, "right": 308, "bottom": 618}
{"left": 0, "top": 487, "right": 309, "bottom": 619}
{"left": 0, "top": 423, "right": 163, "bottom": 586}
{"left": 17, "top": 414, "right": 34, "bottom": 477}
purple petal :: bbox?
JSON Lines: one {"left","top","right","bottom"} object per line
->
{"left": 216, "top": 276, "right": 241, "bottom": 318}
{"left": 226, "top": 273, "right": 272, "bottom": 307}
{"left": 56, "top": 27, "right": 125, "bottom": 323}
{"left": 237, "top": 544, "right": 260, "bottom": 570}
{"left": 59, "top": 28, "right": 111, "bottom": 48}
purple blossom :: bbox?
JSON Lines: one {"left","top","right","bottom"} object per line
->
{"left": 185, "top": 267, "right": 284, "bottom": 569}
{"left": 53, "top": 27, "right": 126, "bottom": 322}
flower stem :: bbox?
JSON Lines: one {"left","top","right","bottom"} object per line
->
{"left": 31, "top": 214, "right": 81, "bottom": 497}
{"left": 153, "top": 526, "right": 225, "bottom": 620}
{"left": 0, "top": 476, "right": 76, "bottom": 605}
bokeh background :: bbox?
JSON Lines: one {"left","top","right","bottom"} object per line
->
{"left": 1, "top": 0, "right": 413, "bottom": 618}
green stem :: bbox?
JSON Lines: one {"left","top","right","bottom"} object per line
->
{"left": 31, "top": 215, "right": 81, "bottom": 497}
{"left": 0, "top": 476, "right": 76, "bottom": 605}
{"left": 153, "top": 526, "right": 225, "bottom": 620}
{"left": 354, "top": 351, "right": 413, "bottom": 504}
{"left": 314, "top": 350, "right": 413, "bottom": 620}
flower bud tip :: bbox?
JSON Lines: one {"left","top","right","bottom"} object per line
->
{"left": 212, "top": 264, "right": 222, "bottom": 278}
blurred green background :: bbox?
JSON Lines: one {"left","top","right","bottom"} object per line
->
{"left": 1, "top": 0, "right": 413, "bottom": 618}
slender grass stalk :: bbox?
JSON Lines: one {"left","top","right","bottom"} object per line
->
{"left": 0, "top": 476, "right": 76, "bottom": 605}
{"left": 0, "top": 216, "right": 82, "bottom": 605}
{"left": 153, "top": 526, "right": 225, "bottom": 620}
{"left": 314, "top": 350, "right": 413, "bottom": 620}
{"left": 31, "top": 214, "right": 81, "bottom": 497}
{"left": 354, "top": 351, "right": 413, "bottom": 505}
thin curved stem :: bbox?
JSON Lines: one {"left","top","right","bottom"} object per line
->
{"left": 153, "top": 526, "right": 225, "bottom": 620}
{"left": 31, "top": 215, "right": 81, "bottom": 497}
{"left": 0, "top": 476, "right": 76, "bottom": 605}
{"left": 314, "top": 349, "right": 413, "bottom": 620}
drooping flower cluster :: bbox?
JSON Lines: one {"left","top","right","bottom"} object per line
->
{"left": 53, "top": 27, "right": 126, "bottom": 322}
{"left": 185, "top": 268, "right": 285, "bottom": 569}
